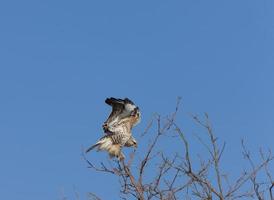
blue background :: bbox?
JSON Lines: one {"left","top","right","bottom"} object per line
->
{"left": 0, "top": 0, "right": 273, "bottom": 199}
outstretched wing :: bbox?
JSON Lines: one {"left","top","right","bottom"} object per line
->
{"left": 103, "top": 97, "right": 138, "bottom": 133}
{"left": 104, "top": 98, "right": 124, "bottom": 128}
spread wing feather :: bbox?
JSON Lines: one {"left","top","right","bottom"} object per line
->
{"left": 103, "top": 97, "right": 139, "bottom": 133}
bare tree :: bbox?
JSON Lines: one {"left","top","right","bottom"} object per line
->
{"left": 83, "top": 98, "right": 273, "bottom": 200}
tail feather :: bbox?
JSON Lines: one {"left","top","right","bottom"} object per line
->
{"left": 86, "top": 136, "right": 122, "bottom": 159}
{"left": 85, "top": 136, "right": 111, "bottom": 153}
{"left": 86, "top": 143, "right": 100, "bottom": 153}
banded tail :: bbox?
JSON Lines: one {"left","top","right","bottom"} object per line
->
{"left": 85, "top": 136, "right": 124, "bottom": 160}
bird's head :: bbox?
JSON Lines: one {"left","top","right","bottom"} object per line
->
{"left": 130, "top": 108, "right": 141, "bottom": 125}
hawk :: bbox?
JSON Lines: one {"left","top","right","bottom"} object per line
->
{"left": 86, "top": 97, "right": 141, "bottom": 160}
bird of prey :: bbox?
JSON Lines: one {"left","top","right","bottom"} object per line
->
{"left": 86, "top": 97, "right": 141, "bottom": 160}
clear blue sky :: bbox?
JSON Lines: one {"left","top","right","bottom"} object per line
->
{"left": 0, "top": 0, "right": 273, "bottom": 199}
